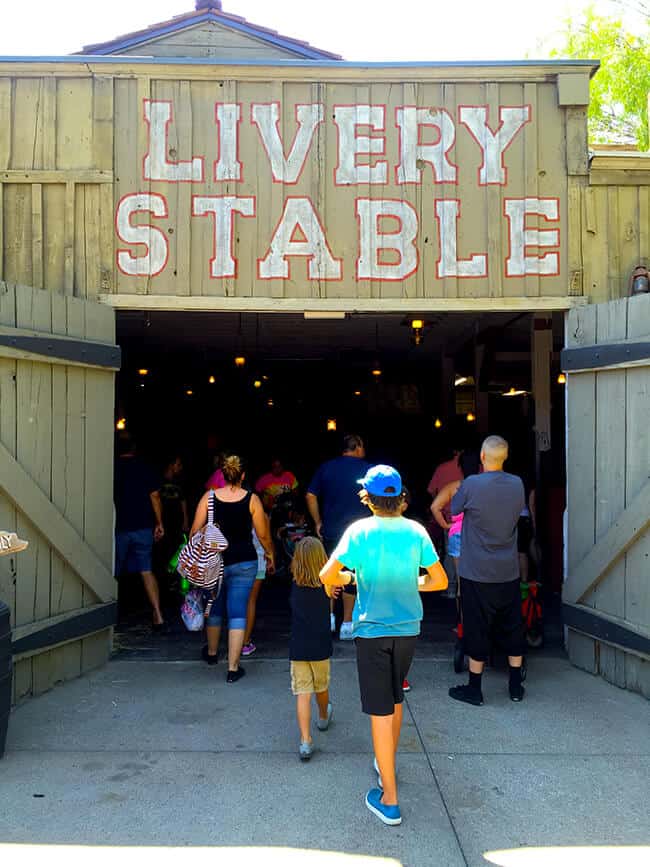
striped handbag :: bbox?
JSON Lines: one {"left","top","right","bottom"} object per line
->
{"left": 177, "top": 494, "right": 229, "bottom": 592}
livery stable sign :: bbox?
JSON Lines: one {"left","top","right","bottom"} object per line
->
{"left": 114, "top": 81, "right": 567, "bottom": 297}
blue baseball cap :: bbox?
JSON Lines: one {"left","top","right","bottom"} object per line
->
{"left": 357, "top": 464, "right": 403, "bottom": 497}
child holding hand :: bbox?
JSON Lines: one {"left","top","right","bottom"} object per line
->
{"left": 290, "top": 536, "right": 335, "bottom": 760}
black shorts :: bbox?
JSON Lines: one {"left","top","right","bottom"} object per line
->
{"left": 355, "top": 635, "right": 417, "bottom": 716}
{"left": 460, "top": 578, "right": 524, "bottom": 662}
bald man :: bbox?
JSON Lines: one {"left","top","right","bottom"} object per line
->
{"left": 449, "top": 435, "right": 526, "bottom": 706}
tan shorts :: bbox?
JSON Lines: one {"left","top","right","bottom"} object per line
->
{"left": 290, "top": 660, "right": 331, "bottom": 695}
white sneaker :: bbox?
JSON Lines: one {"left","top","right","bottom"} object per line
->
{"left": 339, "top": 621, "right": 354, "bottom": 641}
{"left": 317, "top": 703, "right": 333, "bottom": 731}
{"left": 330, "top": 613, "right": 336, "bottom": 633}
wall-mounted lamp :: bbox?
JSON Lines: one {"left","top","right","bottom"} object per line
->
{"left": 234, "top": 356, "right": 246, "bottom": 368}
{"left": 254, "top": 380, "right": 262, "bottom": 389}
{"left": 327, "top": 418, "right": 337, "bottom": 432}
{"left": 116, "top": 418, "right": 126, "bottom": 431}
{"left": 630, "top": 265, "right": 650, "bottom": 295}
{"left": 186, "top": 389, "right": 194, "bottom": 396}
{"left": 454, "top": 375, "right": 469, "bottom": 387}
{"left": 138, "top": 368, "right": 149, "bottom": 377}
{"left": 557, "top": 373, "right": 567, "bottom": 385}
{"left": 411, "top": 318, "right": 424, "bottom": 346}
{"left": 434, "top": 418, "right": 442, "bottom": 429}
{"left": 502, "top": 387, "right": 528, "bottom": 397}
{"left": 208, "top": 375, "right": 216, "bottom": 384}
{"left": 466, "top": 412, "right": 476, "bottom": 422}
{"left": 371, "top": 366, "right": 382, "bottom": 377}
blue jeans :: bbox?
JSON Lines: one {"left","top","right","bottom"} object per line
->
{"left": 205, "top": 560, "right": 257, "bottom": 629}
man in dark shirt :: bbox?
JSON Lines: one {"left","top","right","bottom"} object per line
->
{"left": 114, "top": 436, "right": 165, "bottom": 629}
{"left": 306, "top": 434, "right": 371, "bottom": 639}
{"left": 449, "top": 435, "right": 526, "bottom": 706}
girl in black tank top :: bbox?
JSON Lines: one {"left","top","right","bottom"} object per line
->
{"left": 212, "top": 491, "right": 256, "bottom": 566}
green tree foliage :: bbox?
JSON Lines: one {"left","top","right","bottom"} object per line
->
{"left": 552, "top": 3, "right": 650, "bottom": 149}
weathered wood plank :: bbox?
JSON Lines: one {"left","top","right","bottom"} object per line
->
{"left": 0, "top": 441, "right": 115, "bottom": 603}
{"left": 564, "top": 478, "right": 650, "bottom": 605}
{"left": 64, "top": 182, "right": 75, "bottom": 294}
{"left": 565, "top": 304, "right": 597, "bottom": 594}
{"left": 98, "top": 294, "right": 586, "bottom": 313}
{"left": 0, "top": 170, "right": 112, "bottom": 183}
{"left": 31, "top": 184, "right": 43, "bottom": 289}
{"left": 0, "top": 79, "right": 12, "bottom": 171}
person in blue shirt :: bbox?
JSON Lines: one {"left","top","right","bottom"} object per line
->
{"left": 320, "top": 465, "right": 448, "bottom": 827}
{"left": 306, "top": 434, "right": 371, "bottom": 639}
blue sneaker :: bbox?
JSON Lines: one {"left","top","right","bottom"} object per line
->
{"left": 365, "top": 788, "right": 401, "bottom": 826}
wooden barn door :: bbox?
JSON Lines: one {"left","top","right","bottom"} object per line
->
{"left": 0, "top": 282, "right": 119, "bottom": 702}
{"left": 563, "top": 293, "right": 650, "bottom": 698}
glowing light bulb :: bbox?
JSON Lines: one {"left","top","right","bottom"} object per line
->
{"left": 372, "top": 367, "right": 382, "bottom": 377}
{"left": 138, "top": 368, "right": 149, "bottom": 376}
{"left": 208, "top": 375, "right": 216, "bottom": 384}
{"left": 434, "top": 418, "right": 442, "bottom": 429}
{"left": 116, "top": 418, "right": 126, "bottom": 431}
{"left": 466, "top": 412, "right": 476, "bottom": 422}
{"left": 254, "top": 380, "right": 262, "bottom": 389}
{"left": 234, "top": 356, "right": 246, "bottom": 368}
{"left": 327, "top": 419, "right": 337, "bottom": 432}
{"left": 186, "top": 389, "right": 193, "bottom": 396}
{"left": 557, "top": 373, "right": 567, "bottom": 385}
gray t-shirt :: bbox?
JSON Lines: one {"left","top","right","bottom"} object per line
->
{"left": 451, "top": 471, "right": 525, "bottom": 583}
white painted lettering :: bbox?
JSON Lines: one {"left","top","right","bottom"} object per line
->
{"left": 459, "top": 105, "right": 530, "bottom": 185}
{"left": 192, "top": 196, "right": 256, "bottom": 278}
{"left": 434, "top": 199, "right": 487, "bottom": 278}
{"left": 356, "top": 199, "right": 419, "bottom": 280}
{"left": 334, "top": 105, "right": 388, "bottom": 185}
{"left": 252, "top": 103, "right": 323, "bottom": 183}
{"left": 504, "top": 198, "right": 560, "bottom": 276}
{"left": 116, "top": 193, "right": 169, "bottom": 277}
{"left": 395, "top": 107, "right": 457, "bottom": 184}
{"left": 258, "top": 197, "right": 342, "bottom": 280}
{"left": 214, "top": 103, "right": 243, "bottom": 182}
{"left": 143, "top": 100, "right": 203, "bottom": 182}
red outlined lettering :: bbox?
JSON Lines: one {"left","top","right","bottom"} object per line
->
{"left": 458, "top": 104, "right": 531, "bottom": 186}
{"left": 142, "top": 99, "right": 204, "bottom": 184}
{"left": 115, "top": 192, "right": 169, "bottom": 277}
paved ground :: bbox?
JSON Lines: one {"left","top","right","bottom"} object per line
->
{"left": 1, "top": 651, "right": 648, "bottom": 866}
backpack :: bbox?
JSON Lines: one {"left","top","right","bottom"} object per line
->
{"left": 177, "top": 494, "right": 228, "bottom": 592}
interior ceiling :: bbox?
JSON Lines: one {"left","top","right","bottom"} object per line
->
{"left": 117, "top": 311, "right": 534, "bottom": 362}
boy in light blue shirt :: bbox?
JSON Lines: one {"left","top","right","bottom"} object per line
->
{"left": 320, "top": 465, "right": 448, "bottom": 827}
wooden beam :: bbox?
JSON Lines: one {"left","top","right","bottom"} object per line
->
{"left": 0, "top": 170, "right": 113, "bottom": 184}
{"left": 0, "top": 443, "right": 116, "bottom": 603}
{"left": 98, "top": 295, "right": 588, "bottom": 314}
{"left": 532, "top": 318, "right": 552, "bottom": 452}
{"left": 0, "top": 326, "right": 121, "bottom": 370}
{"left": 0, "top": 59, "right": 600, "bottom": 83}
{"left": 563, "top": 478, "right": 650, "bottom": 604}
{"left": 563, "top": 603, "right": 650, "bottom": 660}
{"left": 11, "top": 602, "right": 117, "bottom": 655}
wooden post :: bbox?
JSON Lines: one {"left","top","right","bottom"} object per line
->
{"left": 532, "top": 317, "right": 553, "bottom": 583}
{"left": 441, "top": 355, "right": 454, "bottom": 426}
{"left": 474, "top": 343, "right": 489, "bottom": 435}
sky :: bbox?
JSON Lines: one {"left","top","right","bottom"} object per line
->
{"left": 0, "top": 0, "right": 640, "bottom": 60}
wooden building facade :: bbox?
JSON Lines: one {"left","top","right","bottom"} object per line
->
{"left": 0, "top": 1, "right": 648, "bottom": 702}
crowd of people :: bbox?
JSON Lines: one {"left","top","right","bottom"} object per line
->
{"left": 114, "top": 431, "right": 533, "bottom": 827}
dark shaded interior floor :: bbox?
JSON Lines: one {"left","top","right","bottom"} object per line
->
{"left": 113, "top": 573, "right": 565, "bottom": 663}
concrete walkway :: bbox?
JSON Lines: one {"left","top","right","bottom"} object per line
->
{"left": 0, "top": 654, "right": 648, "bottom": 866}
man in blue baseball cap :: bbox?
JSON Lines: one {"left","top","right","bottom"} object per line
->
{"left": 320, "top": 464, "right": 448, "bottom": 827}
